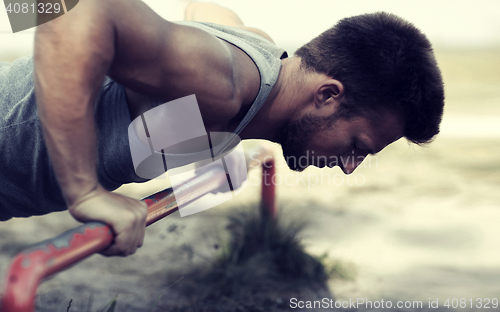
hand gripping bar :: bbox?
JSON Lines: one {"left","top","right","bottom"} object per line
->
{"left": 1, "top": 147, "right": 275, "bottom": 312}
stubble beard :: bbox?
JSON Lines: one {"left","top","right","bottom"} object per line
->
{"left": 277, "top": 114, "right": 335, "bottom": 172}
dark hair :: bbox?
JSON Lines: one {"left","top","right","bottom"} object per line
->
{"left": 295, "top": 12, "right": 444, "bottom": 144}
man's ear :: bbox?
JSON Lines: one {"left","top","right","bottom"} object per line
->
{"left": 313, "top": 79, "right": 344, "bottom": 108}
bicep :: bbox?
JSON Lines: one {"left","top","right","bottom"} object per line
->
{"left": 111, "top": 18, "right": 239, "bottom": 120}
{"left": 49, "top": 0, "right": 240, "bottom": 121}
{"left": 105, "top": 6, "right": 236, "bottom": 101}
{"left": 160, "top": 23, "right": 237, "bottom": 104}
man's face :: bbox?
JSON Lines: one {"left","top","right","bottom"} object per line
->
{"left": 277, "top": 109, "right": 405, "bottom": 173}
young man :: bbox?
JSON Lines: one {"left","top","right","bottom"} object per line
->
{"left": 0, "top": 0, "right": 444, "bottom": 256}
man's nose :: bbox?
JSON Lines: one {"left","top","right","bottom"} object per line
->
{"left": 340, "top": 154, "right": 366, "bottom": 174}
{"left": 341, "top": 163, "right": 358, "bottom": 175}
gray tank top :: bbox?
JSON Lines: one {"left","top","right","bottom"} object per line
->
{"left": 0, "top": 22, "right": 287, "bottom": 220}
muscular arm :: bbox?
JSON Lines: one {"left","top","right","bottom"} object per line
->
{"left": 34, "top": 0, "right": 241, "bottom": 256}
{"left": 35, "top": 1, "right": 113, "bottom": 206}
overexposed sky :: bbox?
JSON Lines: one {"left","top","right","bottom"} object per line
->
{"left": 199, "top": 0, "right": 500, "bottom": 50}
{"left": 1, "top": 0, "right": 500, "bottom": 56}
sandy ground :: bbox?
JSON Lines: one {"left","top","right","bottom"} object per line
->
{"left": 1, "top": 49, "right": 500, "bottom": 311}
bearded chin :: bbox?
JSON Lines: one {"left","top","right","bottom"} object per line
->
{"left": 282, "top": 142, "right": 307, "bottom": 172}
{"left": 278, "top": 116, "right": 324, "bottom": 172}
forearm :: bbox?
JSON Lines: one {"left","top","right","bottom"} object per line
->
{"left": 33, "top": 0, "right": 170, "bottom": 257}
{"left": 34, "top": 1, "right": 115, "bottom": 205}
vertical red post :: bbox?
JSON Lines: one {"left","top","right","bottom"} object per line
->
{"left": 261, "top": 158, "right": 276, "bottom": 220}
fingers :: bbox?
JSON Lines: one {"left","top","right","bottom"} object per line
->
{"left": 101, "top": 221, "right": 146, "bottom": 256}
{"left": 68, "top": 187, "right": 148, "bottom": 257}
{"left": 102, "top": 199, "right": 147, "bottom": 257}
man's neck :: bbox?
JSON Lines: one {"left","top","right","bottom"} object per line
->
{"left": 238, "top": 56, "right": 308, "bottom": 143}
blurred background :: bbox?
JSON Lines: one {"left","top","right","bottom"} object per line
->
{"left": 1, "top": 1, "right": 500, "bottom": 311}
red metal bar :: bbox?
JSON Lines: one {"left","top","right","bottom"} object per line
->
{"left": 243, "top": 147, "right": 276, "bottom": 219}
{"left": 1, "top": 147, "right": 275, "bottom": 312}
{"left": 261, "top": 159, "right": 276, "bottom": 220}
{"left": 0, "top": 222, "right": 113, "bottom": 312}
{"left": 0, "top": 170, "right": 227, "bottom": 312}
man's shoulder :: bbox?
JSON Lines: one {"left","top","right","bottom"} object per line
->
{"left": 177, "top": 21, "right": 285, "bottom": 58}
{"left": 176, "top": 21, "right": 285, "bottom": 101}
{"left": 176, "top": 21, "right": 275, "bottom": 44}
